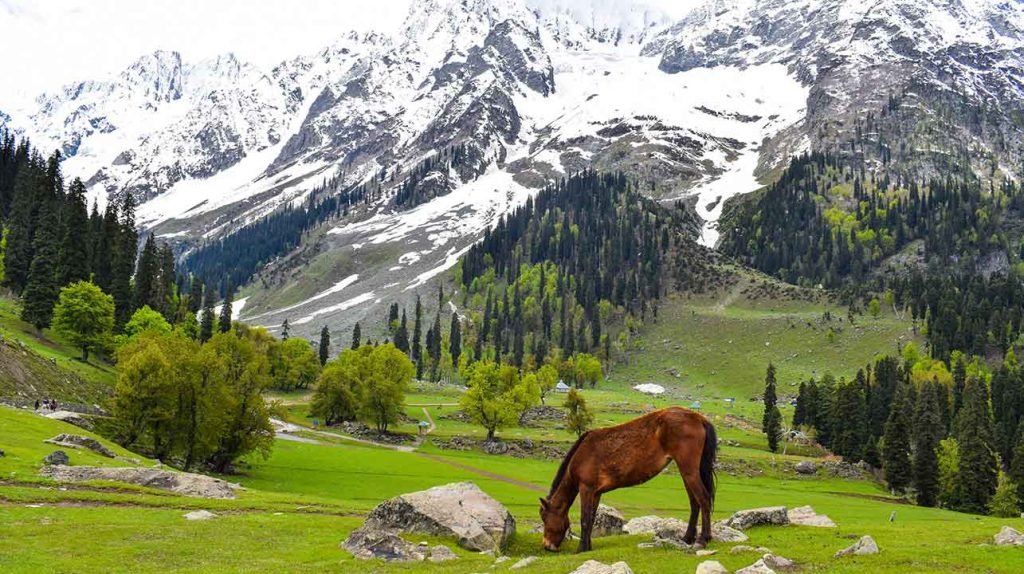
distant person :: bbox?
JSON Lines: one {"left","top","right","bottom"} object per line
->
{"left": 34, "top": 400, "right": 39, "bottom": 411}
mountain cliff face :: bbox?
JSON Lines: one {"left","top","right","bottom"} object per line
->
{"left": 3, "top": 0, "right": 1022, "bottom": 339}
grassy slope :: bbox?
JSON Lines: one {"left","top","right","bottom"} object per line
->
{"left": 1, "top": 280, "right": 1017, "bottom": 573}
{"left": 0, "top": 297, "right": 116, "bottom": 405}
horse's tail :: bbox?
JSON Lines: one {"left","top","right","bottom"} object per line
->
{"left": 700, "top": 419, "right": 717, "bottom": 511}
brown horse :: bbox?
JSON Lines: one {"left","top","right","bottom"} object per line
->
{"left": 539, "top": 407, "right": 716, "bottom": 552}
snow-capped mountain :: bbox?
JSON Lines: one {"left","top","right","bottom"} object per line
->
{"left": 4, "top": 0, "right": 1023, "bottom": 339}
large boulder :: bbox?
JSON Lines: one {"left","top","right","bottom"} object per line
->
{"left": 342, "top": 528, "right": 427, "bottom": 562}
{"left": 994, "top": 526, "right": 1024, "bottom": 546}
{"left": 794, "top": 461, "right": 817, "bottom": 475}
{"left": 787, "top": 505, "right": 836, "bottom": 528}
{"left": 570, "top": 560, "right": 634, "bottom": 574}
{"left": 43, "top": 450, "right": 69, "bottom": 465}
{"left": 40, "top": 465, "right": 240, "bottom": 499}
{"left": 696, "top": 561, "right": 730, "bottom": 574}
{"left": 834, "top": 535, "right": 879, "bottom": 557}
{"left": 361, "top": 482, "right": 514, "bottom": 552}
{"left": 593, "top": 505, "right": 625, "bottom": 537}
{"left": 45, "top": 434, "right": 116, "bottom": 458}
{"left": 724, "top": 506, "right": 789, "bottom": 530}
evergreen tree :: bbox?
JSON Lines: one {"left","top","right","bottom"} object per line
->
{"left": 188, "top": 275, "right": 204, "bottom": 313}
{"left": 913, "top": 380, "right": 944, "bottom": 506}
{"left": 134, "top": 234, "right": 159, "bottom": 311}
{"left": 394, "top": 311, "right": 409, "bottom": 353}
{"left": 199, "top": 293, "right": 216, "bottom": 343}
{"left": 94, "top": 202, "right": 118, "bottom": 292}
{"left": 350, "top": 323, "right": 360, "bottom": 351}
{"left": 412, "top": 295, "right": 423, "bottom": 377}
{"left": 1009, "top": 421, "right": 1024, "bottom": 511}
{"left": 954, "top": 377, "right": 999, "bottom": 514}
{"left": 58, "top": 178, "right": 91, "bottom": 287}
{"left": 111, "top": 194, "right": 138, "bottom": 328}
{"left": 3, "top": 164, "right": 38, "bottom": 294}
{"left": 20, "top": 199, "right": 61, "bottom": 330}
{"left": 428, "top": 312, "right": 442, "bottom": 379}
{"left": 319, "top": 325, "right": 331, "bottom": 365}
{"left": 762, "top": 363, "right": 782, "bottom": 452}
{"left": 450, "top": 314, "right": 462, "bottom": 369}
{"left": 883, "top": 379, "right": 914, "bottom": 493}
{"left": 218, "top": 285, "right": 234, "bottom": 333}
{"left": 281, "top": 318, "right": 290, "bottom": 340}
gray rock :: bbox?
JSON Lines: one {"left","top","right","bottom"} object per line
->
{"left": 623, "top": 515, "right": 687, "bottom": 535}
{"left": 511, "top": 556, "right": 538, "bottom": 569}
{"left": 794, "top": 461, "right": 817, "bottom": 475}
{"left": 696, "top": 549, "right": 717, "bottom": 557}
{"left": 731, "top": 545, "right": 757, "bottom": 554}
{"left": 428, "top": 545, "right": 458, "bottom": 562}
{"left": 184, "top": 510, "right": 217, "bottom": 521}
{"left": 361, "top": 482, "right": 515, "bottom": 552}
{"left": 994, "top": 526, "right": 1024, "bottom": 546}
{"left": 495, "top": 556, "right": 511, "bottom": 564}
{"left": 735, "top": 559, "right": 775, "bottom": 574}
{"left": 835, "top": 535, "right": 879, "bottom": 557}
{"left": 40, "top": 465, "right": 240, "bottom": 499}
{"left": 762, "top": 553, "right": 796, "bottom": 571}
{"left": 724, "top": 506, "right": 789, "bottom": 530}
{"left": 43, "top": 450, "right": 69, "bottom": 465}
{"left": 713, "top": 522, "right": 750, "bottom": 542}
{"left": 696, "top": 560, "right": 730, "bottom": 574}
{"left": 650, "top": 524, "right": 693, "bottom": 549}
{"left": 787, "top": 505, "right": 836, "bottom": 528}
{"left": 44, "top": 410, "right": 94, "bottom": 430}
{"left": 483, "top": 440, "right": 509, "bottom": 455}
{"left": 593, "top": 504, "right": 625, "bottom": 537}
{"left": 45, "top": 434, "right": 116, "bottom": 458}
{"left": 342, "top": 527, "right": 426, "bottom": 561}
{"left": 569, "top": 560, "right": 634, "bottom": 574}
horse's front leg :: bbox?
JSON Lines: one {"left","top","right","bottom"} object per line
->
{"left": 577, "top": 487, "right": 599, "bottom": 553}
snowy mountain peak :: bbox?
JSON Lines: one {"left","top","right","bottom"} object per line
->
{"left": 118, "top": 50, "right": 186, "bottom": 103}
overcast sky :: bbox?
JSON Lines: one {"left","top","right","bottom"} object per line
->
{"left": 0, "top": 0, "right": 412, "bottom": 110}
{"left": 0, "top": 0, "right": 697, "bottom": 111}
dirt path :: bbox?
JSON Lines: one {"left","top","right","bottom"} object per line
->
{"left": 415, "top": 452, "right": 545, "bottom": 493}
{"left": 421, "top": 407, "right": 436, "bottom": 434}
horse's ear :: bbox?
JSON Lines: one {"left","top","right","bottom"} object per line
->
{"left": 539, "top": 497, "right": 549, "bottom": 510}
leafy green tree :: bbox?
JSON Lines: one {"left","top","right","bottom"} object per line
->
{"left": 575, "top": 353, "right": 602, "bottom": 388}
{"left": 937, "top": 438, "right": 960, "bottom": 508}
{"left": 460, "top": 360, "right": 540, "bottom": 440}
{"left": 883, "top": 380, "right": 914, "bottom": 493}
{"left": 763, "top": 363, "right": 782, "bottom": 452}
{"left": 989, "top": 472, "right": 1021, "bottom": 517}
{"left": 537, "top": 364, "right": 559, "bottom": 404}
{"left": 954, "top": 377, "right": 999, "bottom": 513}
{"left": 113, "top": 332, "right": 177, "bottom": 454}
{"left": 564, "top": 388, "right": 594, "bottom": 437}
{"left": 204, "top": 330, "right": 274, "bottom": 472}
{"left": 52, "top": 281, "right": 115, "bottom": 361}
{"left": 273, "top": 337, "right": 321, "bottom": 391}
{"left": 123, "top": 305, "right": 172, "bottom": 340}
{"left": 310, "top": 347, "right": 369, "bottom": 425}
{"left": 913, "top": 380, "right": 944, "bottom": 505}
{"left": 868, "top": 297, "right": 881, "bottom": 319}
{"left": 360, "top": 344, "right": 414, "bottom": 433}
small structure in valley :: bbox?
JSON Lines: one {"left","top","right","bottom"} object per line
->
{"left": 554, "top": 381, "right": 572, "bottom": 393}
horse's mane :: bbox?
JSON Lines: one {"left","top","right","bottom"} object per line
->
{"left": 549, "top": 431, "right": 590, "bottom": 497}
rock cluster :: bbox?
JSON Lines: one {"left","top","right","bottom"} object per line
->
{"left": 724, "top": 506, "right": 790, "bottom": 530}
{"left": 44, "top": 434, "right": 116, "bottom": 458}
{"left": 41, "top": 465, "right": 240, "bottom": 499}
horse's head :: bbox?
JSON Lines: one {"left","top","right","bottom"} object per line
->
{"left": 539, "top": 497, "right": 569, "bottom": 551}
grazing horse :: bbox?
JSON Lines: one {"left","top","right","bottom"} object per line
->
{"left": 539, "top": 407, "right": 717, "bottom": 552}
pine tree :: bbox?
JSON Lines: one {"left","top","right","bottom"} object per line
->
{"left": 281, "top": 318, "right": 291, "bottom": 340}
{"left": 395, "top": 311, "right": 409, "bottom": 353}
{"left": 58, "top": 177, "right": 90, "bottom": 287}
{"left": 319, "top": 325, "right": 331, "bottom": 365}
{"left": 450, "top": 314, "right": 462, "bottom": 369}
{"left": 93, "top": 202, "right": 118, "bottom": 292}
{"left": 913, "top": 380, "right": 944, "bottom": 506}
{"left": 954, "top": 377, "right": 999, "bottom": 514}
{"left": 199, "top": 293, "right": 216, "bottom": 343}
{"left": 188, "top": 275, "right": 204, "bottom": 314}
{"left": 429, "top": 312, "right": 442, "bottom": 379}
{"left": 350, "top": 323, "right": 360, "bottom": 351}
{"left": 412, "top": 295, "right": 423, "bottom": 375}
{"left": 883, "top": 380, "right": 914, "bottom": 493}
{"left": 3, "top": 165, "right": 38, "bottom": 294}
{"left": 20, "top": 199, "right": 61, "bottom": 330}
{"left": 762, "top": 363, "right": 782, "bottom": 452}
{"left": 218, "top": 285, "right": 233, "bottom": 333}
{"left": 111, "top": 194, "right": 137, "bottom": 328}
{"left": 1009, "top": 421, "right": 1024, "bottom": 511}
{"left": 134, "top": 234, "right": 159, "bottom": 311}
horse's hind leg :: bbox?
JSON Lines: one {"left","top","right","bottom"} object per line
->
{"left": 680, "top": 469, "right": 712, "bottom": 548}
{"left": 678, "top": 466, "right": 699, "bottom": 545}
{"left": 577, "top": 487, "right": 600, "bottom": 553}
